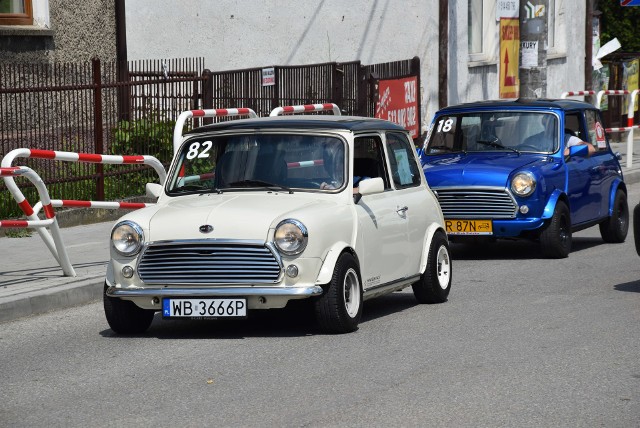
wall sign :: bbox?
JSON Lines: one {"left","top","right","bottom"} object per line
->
{"left": 375, "top": 76, "right": 419, "bottom": 138}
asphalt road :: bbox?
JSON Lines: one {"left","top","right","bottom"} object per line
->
{"left": 1, "top": 187, "right": 639, "bottom": 427}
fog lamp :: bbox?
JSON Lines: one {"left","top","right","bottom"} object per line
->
{"left": 286, "top": 264, "right": 299, "bottom": 278}
{"left": 122, "top": 265, "right": 134, "bottom": 278}
{"left": 519, "top": 205, "right": 529, "bottom": 214}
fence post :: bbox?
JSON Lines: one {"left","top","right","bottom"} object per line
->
{"left": 332, "top": 62, "right": 344, "bottom": 112}
{"left": 272, "top": 66, "right": 280, "bottom": 112}
{"left": 201, "top": 69, "right": 213, "bottom": 125}
{"left": 411, "top": 56, "right": 422, "bottom": 138}
{"left": 91, "top": 58, "right": 105, "bottom": 201}
{"left": 357, "top": 62, "right": 367, "bottom": 116}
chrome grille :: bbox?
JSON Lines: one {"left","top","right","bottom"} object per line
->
{"left": 137, "top": 240, "right": 282, "bottom": 284}
{"left": 434, "top": 188, "right": 517, "bottom": 219}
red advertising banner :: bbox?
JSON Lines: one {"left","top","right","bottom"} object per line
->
{"left": 375, "top": 76, "right": 419, "bottom": 138}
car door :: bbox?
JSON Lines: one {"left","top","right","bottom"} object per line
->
{"left": 353, "top": 135, "right": 407, "bottom": 288}
{"left": 384, "top": 132, "right": 428, "bottom": 278}
{"left": 564, "top": 110, "right": 600, "bottom": 225}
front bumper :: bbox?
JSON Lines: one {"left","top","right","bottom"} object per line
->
{"left": 106, "top": 285, "right": 323, "bottom": 298}
{"left": 105, "top": 284, "right": 324, "bottom": 310}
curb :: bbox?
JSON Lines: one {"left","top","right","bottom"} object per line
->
{"left": 0, "top": 276, "right": 104, "bottom": 323}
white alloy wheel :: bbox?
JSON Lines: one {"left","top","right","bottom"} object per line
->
{"left": 343, "top": 268, "right": 362, "bottom": 317}
{"left": 436, "top": 245, "right": 451, "bottom": 290}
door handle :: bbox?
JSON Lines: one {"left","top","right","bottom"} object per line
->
{"left": 396, "top": 206, "right": 409, "bottom": 215}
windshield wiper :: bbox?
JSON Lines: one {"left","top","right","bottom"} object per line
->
{"left": 476, "top": 139, "right": 520, "bottom": 154}
{"left": 226, "top": 179, "right": 293, "bottom": 194}
{"left": 172, "top": 184, "right": 223, "bottom": 195}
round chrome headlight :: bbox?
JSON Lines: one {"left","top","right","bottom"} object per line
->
{"left": 511, "top": 172, "right": 536, "bottom": 197}
{"left": 274, "top": 219, "right": 308, "bottom": 256}
{"left": 111, "top": 221, "right": 144, "bottom": 256}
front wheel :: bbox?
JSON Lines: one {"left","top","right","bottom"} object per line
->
{"left": 412, "top": 230, "right": 452, "bottom": 304}
{"left": 599, "top": 189, "right": 628, "bottom": 243}
{"left": 103, "top": 284, "right": 155, "bottom": 335}
{"left": 540, "top": 200, "right": 571, "bottom": 258}
{"left": 314, "top": 253, "right": 363, "bottom": 334}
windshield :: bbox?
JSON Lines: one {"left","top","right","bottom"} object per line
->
{"left": 424, "top": 111, "right": 559, "bottom": 154}
{"left": 166, "top": 133, "right": 346, "bottom": 194}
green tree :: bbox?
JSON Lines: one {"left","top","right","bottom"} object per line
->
{"left": 598, "top": 0, "right": 640, "bottom": 51}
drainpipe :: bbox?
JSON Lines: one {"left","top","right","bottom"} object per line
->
{"left": 115, "top": 0, "right": 130, "bottom": 121}
{"left": 438, "top": 0, "right": 448, "bottom": 109}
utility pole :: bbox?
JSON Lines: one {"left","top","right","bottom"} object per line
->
{"left": 519, "top": 0, "right": 549, "bottom": 98}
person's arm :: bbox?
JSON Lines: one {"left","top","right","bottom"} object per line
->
{"left": 564, "top": 135, "right": 596, "bottom": 156}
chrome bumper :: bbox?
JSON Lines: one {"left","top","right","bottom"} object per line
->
{"left": 106, "top": 285, "right": 324, "bottom": 298}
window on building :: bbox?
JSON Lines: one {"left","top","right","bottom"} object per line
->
{"left": 0, "top": 0, "right": 33, "bottom": 25}
{"left": 468, "top": 0, "right": 497, "bottom": 63}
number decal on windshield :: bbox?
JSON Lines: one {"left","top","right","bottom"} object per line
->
{"left": 186, "top": 141, "right": 213, "bottom": 159}
{"left": 436, "top": 118, "right": 454, "bottom": 133}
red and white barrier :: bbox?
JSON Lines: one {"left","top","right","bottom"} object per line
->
{"left": 1, "top": 148, "right": 167, "bottom": 276}
{"left": 596, "top": 90, "right": 638, "bottom": 168}
{"left": 0, "top": 166, "right": 75, "bottom": 276}
{"left": 286, "top": 159, "right": 324, "bottom": 169}
{"left": 560, "top": 90, "right": 597, "bottom": 99}
{"left": 270, "top": 103, "right": 341, "bottom": 117}
{"left": 173, "top": 108, "right": 258, "bottom": 154}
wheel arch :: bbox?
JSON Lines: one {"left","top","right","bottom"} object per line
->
{"left": 606, "top": 179, "right": 627, "bottom": 217}
{"left": 418, "top": 223, "right": 448, "bottom": 274}
{"left": 542, "top": 189, "right": 570, "bottom": 220}
{"left": 315, "top": 241, "right": 359, "bottom": 285}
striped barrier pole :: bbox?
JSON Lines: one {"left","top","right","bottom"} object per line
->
{"left": 596, "top": 90, "right": 630, "bottom": 110}
{"left": 605, "top": 124, "right": 640, "bottom": 168}
{"left": 173, "top": 108, "right": 258, "bottom": 155}
{"left": 0, "top": 167, "right": 76, "bottom": 276}
{"left": 560, "top": 90, "right": 597, "bottom": 99}
{"left": 626, "top": 89, "right": 639, "bottom": 168}
{"left": 269, "top": 103, "right": 342, "bottom": 117}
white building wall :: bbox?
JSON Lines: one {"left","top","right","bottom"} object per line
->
{"left": 125, "top": 0, "right": 586, "bottom": 127}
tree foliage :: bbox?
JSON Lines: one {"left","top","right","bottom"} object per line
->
{"left": 598, "top": 0, "right": 640, "bottom": 52}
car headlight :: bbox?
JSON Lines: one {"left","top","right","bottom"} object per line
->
{"left": 511, "top": 172, "right": 536, "bottom": 197}
{"left": 111, "top": 221, "right": 144, "bottom": 256}
{"left": 274, "top": 219, "right": 308, "bottom": 255}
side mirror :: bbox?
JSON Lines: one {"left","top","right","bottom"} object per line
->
{"left": 568, "top": 144, "right": 588, "bottom": 158}
{"left": 146, "top": 183, "right": 162, "bottom": 199}
{"left": 358, "top": 177, "right": 384, "bottom": 196}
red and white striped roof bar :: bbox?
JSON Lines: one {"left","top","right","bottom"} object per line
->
{"left": 173, "top": 108, "right": 258, "bottom": 154}
{"left": 269, "top": 103, "right": 341, "bottom": 117}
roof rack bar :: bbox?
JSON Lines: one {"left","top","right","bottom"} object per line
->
{"left": 269, "top": 103, "right": 341, "bottom": 117}
{"left": 173, "top": 108, "right": 258, "bottom": 154}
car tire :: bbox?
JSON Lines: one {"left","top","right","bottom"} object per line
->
{"left": 599, "top": 189, "right": 629, "bottom": 243}
{"left": 314, "top": 253, "right": 363, "bottom": 334}
{"left": 634, "top": 203, "right": 640, "bottom": 257}
{"left": 103, "top": 284, "right": 155, "bottom": 334}
{"left": 412, "top": 230, "right": 452, "bottom": 304}
{"left": 540, "top": 200, "right": 571, "bottom": 258}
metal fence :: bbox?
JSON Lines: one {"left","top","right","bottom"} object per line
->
{"left": 0, "top": 56, "right": 420, "bottom": 218}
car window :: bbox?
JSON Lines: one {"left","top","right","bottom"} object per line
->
{"left": 386, "top": 132, "right": 421, "bottom": 189}
{"left": 354, "top": 136, "right": 390, "bottom": 189}
{"left": 585, "top": 109, "right": 607, "bottom": 151}
{"left": 425, "top": 111, "right": 559, "bottom": 154}
{"left": 167, "top": 133, "right": 346, "bottom": 194}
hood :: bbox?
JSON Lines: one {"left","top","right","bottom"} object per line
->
{"left": 422, "top": 153, "right": 545, "bottom": 188}
{"left": 146, "top": 192, "right": 325, "bottom": 242}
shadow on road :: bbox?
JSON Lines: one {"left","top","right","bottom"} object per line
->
{"left": 98, "top": 291, "right": 420, "bottom": 339}
{"left": 451, "top": 236, "right": 605, "bottom": 260}
{"left": 614, "top": 279, "right": 640, "bottom": 293}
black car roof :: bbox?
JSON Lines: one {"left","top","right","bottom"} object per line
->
{"left": 437, "top": 98, "right": 595, "bottom": 113}
{"left": 185, "top": 115, "right": 408, "bottom": 135}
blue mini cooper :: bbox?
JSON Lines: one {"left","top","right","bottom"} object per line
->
{"left": 419, "top": 99, "right": 628, "bottom": 258}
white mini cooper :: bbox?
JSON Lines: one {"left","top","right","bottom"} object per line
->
{"left": 104, "top": 104, "right": 451, "bottom": 334}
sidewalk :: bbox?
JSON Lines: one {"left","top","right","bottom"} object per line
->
{"left": 1, "top": 143, "right": 640, "bottom": 324}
